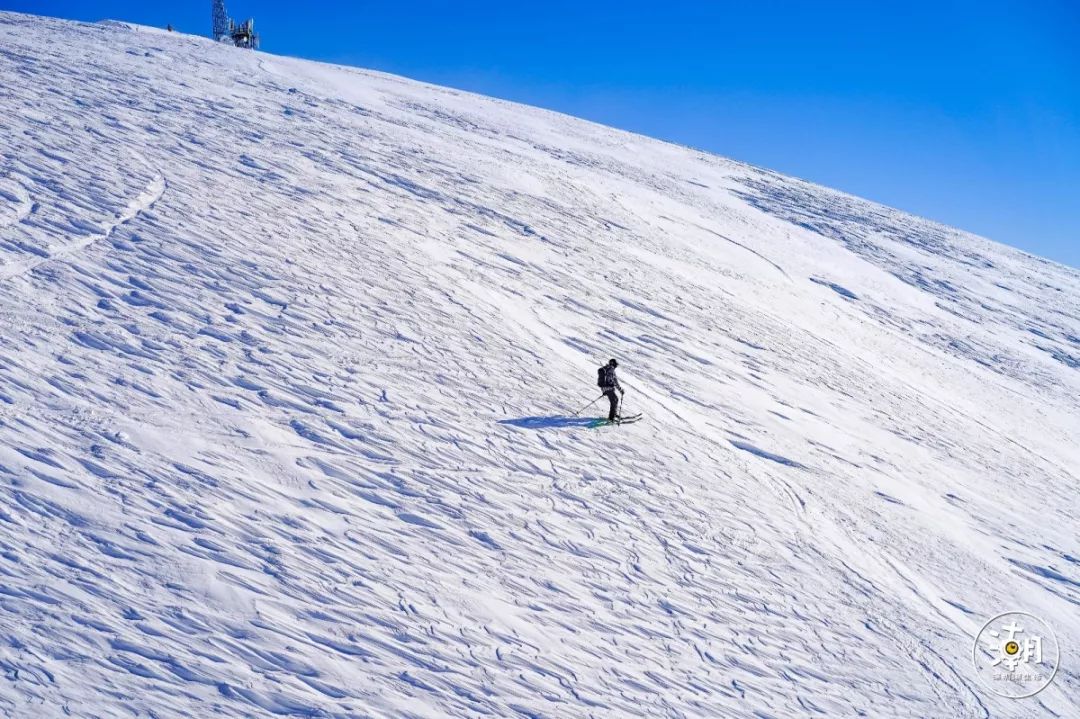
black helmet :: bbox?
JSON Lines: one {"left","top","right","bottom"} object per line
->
{"left": 608, "top": 358, "right": 618, "bottom": 368}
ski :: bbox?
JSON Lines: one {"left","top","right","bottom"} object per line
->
{"left": 587, "top": 413, "right": 643, "bottom": 428}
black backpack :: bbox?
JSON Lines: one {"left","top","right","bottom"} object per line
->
{"left": 597, "top": 366, "right": 609, "bottom": 388}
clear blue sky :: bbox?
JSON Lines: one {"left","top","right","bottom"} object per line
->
{"left": 7, "top": 1, "right": 1079, "bottom": 267}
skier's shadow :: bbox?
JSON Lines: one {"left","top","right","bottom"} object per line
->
{"left": 498, "top": 415, "right": 598, "bottom": 430}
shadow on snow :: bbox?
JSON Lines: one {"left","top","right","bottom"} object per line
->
{"left": 498, "top": 415, "right": 600, "bottom": 430}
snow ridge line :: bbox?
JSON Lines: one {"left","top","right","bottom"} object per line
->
{"left": 0, "top": 173, "right": 165, "bottom": 282}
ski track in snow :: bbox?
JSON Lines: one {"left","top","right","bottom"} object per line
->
{"left": 0, "top": 177, "right": 34, "bottom": 230}
{"left": 0, "top": 171, "right": 165, "bottom": 282}
{"left": 0, "top": 12, "right": 1077, "bottom": 719}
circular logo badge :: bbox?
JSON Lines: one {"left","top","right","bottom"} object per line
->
{"left": 972, "top": 611, "right": 1060, "bottom": 699}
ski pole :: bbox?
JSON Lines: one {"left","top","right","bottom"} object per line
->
{"left": 572, "top": 395, "right": 603, "bottom": 416}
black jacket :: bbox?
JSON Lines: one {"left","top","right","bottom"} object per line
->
{"left": 598, "top": 365, "right": 621, "bottom": 392}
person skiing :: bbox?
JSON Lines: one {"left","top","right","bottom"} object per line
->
{"left": 597, "top": 358, "right": 624, "bottom": 422}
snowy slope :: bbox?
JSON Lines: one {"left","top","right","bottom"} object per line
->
{"left": 1, "top": 11, "right": 1078, "bottom": 719}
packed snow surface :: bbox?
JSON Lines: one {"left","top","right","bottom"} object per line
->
{"left": 0, "top": 11, "right": 1077, "bottom": 719}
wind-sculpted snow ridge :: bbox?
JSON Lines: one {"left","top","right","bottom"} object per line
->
{"left": 0, "top": 11, "right": 1077, "bottom": 719}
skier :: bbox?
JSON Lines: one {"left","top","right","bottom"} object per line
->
{"left": 597, "top": 358, "right": 624, "bottom": 422}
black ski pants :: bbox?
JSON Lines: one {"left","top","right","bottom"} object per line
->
{"left": 603, "top": 389, "right": 620, "bottom": 421}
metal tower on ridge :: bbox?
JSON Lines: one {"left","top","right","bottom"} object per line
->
{"left": 212, "top": 0, "right": 230, "bottom": 41}
{"left": 211, "top": 0, "right": 259, "bottom": 49}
